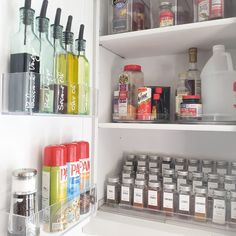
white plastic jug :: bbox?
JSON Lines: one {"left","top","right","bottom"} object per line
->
{"left": 201, "top": 45, "right": 236, "bottom": 120}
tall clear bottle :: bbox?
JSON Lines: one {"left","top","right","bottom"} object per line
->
{"left": 75, "top": 24, "right": 90, "bottom": 115}
{"left": 62, "top": 16, "right": 78, "bottom": 114}
{"left": 51, "top": 8, "right": 67, "bottom": 114}
{"left": 36, "top": 0, "right": 54, "bottom": 113}
{"left": 9, "top": 0, "right": 40, "bottom": 113}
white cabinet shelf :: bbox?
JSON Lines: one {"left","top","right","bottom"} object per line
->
{"left": 100, "top": 18, "right": 236, "bottom": 58}
{"left": 98, "top": 122, "right": 236, "bottom": 132}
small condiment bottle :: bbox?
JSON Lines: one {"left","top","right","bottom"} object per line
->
{"left": 188, "top": 159, "right": 199, "bottom": 181}
{"left": 231, "top": 162, "right": 236, "bottom": 175}
{"left": 163, "top": 168, "right": 175, "bottom": 184}
{"left": 216, "top": 161, "right": 229, "bottom": 184}
{"left": 159, "top": 1, "right": 174, "bottom": 27}
{"left": 106, "top": 176, "right": 120, "bottom": 204}
{"left": 133, "top": 179, "right": 147, "bottom": 208}
{"left": 151, "top": 94, "right": 161, "bottom": 120}
{"left": 212, "top": 189, "right": 227, "bottom": 225}
{"left": 137, "top": 154, "right": 148, "bottom": 167}
{"left": 194, "top": 187, "right": 208, "bottom": 222}
{"left": 148, "top": 155, "right": 159, "bottom": 168}
{"left": 177, "top": 170, "right": 188, "bottom": 192}
{"left": 120, "top": 178, "right": 134, "bottom": 206}
{"left": 202, "top": 160, "right": 214, "bottom": 182}
{"left": 178, "top": 184, "right": 192, "bottom": 217}
{"left": 122, "top": 165, "right": 135, "bottom": 179}
{"left": 125, "top": 154, "right": 136, "bottom": 167}
{"left": 174, "top": 157, "right": 186, "bottom": 177}
{"left": 230, "top": 191, "right": 236, "bottom": 225}
{"left": 147, "top": 181, "right": 162, "bottom": 210}
{"left": 192, "top": 172, "right": 204, "bottom": 193}
{"left": 162, "top": 156, "right": 173, "bottom": 174}
{"left": 136, "top": 166, "right": 147, "bottom": 180}
{"left": 163, "top": 183, "right": 176, "bottom": 216}
{"left": 224, "top": 175, "right": 236, "bottom": 192}
{"left": 149, "top": 168, "right": 160, "bottom": 181}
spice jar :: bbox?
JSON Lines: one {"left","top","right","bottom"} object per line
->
{"left": 178, "top": 184, "right": 192, "bottom": 217}
{"left": 197, "top": 0, "right": 210, "bottom": 22}
{"left": 188, "top": 159, "right": 200, "bottom": 181}
{"left": 210, "top": 0, "right": 224, "bottom": 20}
{"left": 125, "top": 154, "right": 136, "bottom": 166}
{"left": 212, "top": 189, "right": 227, "bottom": 225}
{"left": 122, "top": 165, "right": 135, "bottom": 179}
{"left": 137, "top": 154, "right": 148, "bottom": 167}
{"left": 147, "top": 181, "right": 162, "bottom": 210}
{"left": 148, "top": 155, "right": 159, "bottom": 168}
{"left": 231, "top": 162, "right": 236, "bottom": 175}
{"left": 177, "top": 170, "right": 188, "bottom": 192}
{"left": 136, "top": 166, "right": 147, "bottom": 180}
{"left": 133, "top": 179, "right": 147, "bottom": 208}
{"left": 194, "top": 187, "right": 208, "bottom": 222}
{"left": 174, "top": 158, "right": 186, "bottom": 177}
{"left": 180, "top": 96, "right": 202, "bottom": 119}
{"left": 216, "top": 161, "right": 228, "bottom": 176}
{"left": 120, "top": 178, "right": 134, "bottom": 206}
{"left": 149, "top": 168, "right": 160, "bottom": 181}
{"left": 202, "top": 160, "right": 214, "bottom": 182}
{"left": 9, "top": 169, "right": 38, "bottom": 236}
{"left": 192, "top": 172, "right": 204, "bottom": 193}
{"left": 106, "top": 176, "right": 120, "bottom": 204}
{"left": 224, "top": 175, "right": 236, "bottom": 192}
{"left": 163, "top": 168, "right": 175, "bottom": 184}
{"left": 159, "top": 2, "right": 174, "bottom": 27}
{"left": 163, "top": 183, "right": 176, "bottom": 216}
{"left": 161, "top": 156, "right": 173, "bottom": 174}
{"left": 132, "top": 1, "right": 145, "bottom": 31}
{"left": 230, "top": 191, "right": 236, "bottom": 225}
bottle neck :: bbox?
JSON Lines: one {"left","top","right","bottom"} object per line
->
{"left": 64, "top": 43, "right": 74, "bottom": 53}
{"left": 78, "top": 50, "right": 86, "bottom": 56}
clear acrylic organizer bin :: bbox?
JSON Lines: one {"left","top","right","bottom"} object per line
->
{"left": 0, "top": 186, "right": 97, "bottom": 236}
{"left": 1, "top": 73, "right": 97, "bottom": 117}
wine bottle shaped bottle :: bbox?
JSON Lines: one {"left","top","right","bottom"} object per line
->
{"left": 9, "top": 0, "right": 40, "bottom": 113}
{"left": 36, "top": 0, "right": 54, "bottom": 113}
{"left": 51, "top": 8, "right": 68, "bottom": 114}
{"left": 62, "top": 16, "right": 78, "bottom": 115}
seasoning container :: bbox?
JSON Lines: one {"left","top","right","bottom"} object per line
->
{"left": 151, "top": 94, "right": 162, "bottom": 120}
{"left": 133, "top": 179, "right": 147, "bottom": 208}
{"left": 210, "top": 0, "right": 224, "bottom": 20}
{"left": 180, "top": 96, "right": 202, "bottom": 119}
{"left": 178, "top": 184, "right": 192, "bottom": 218}
{"left": 137, "top": 87, "right": 152, "bottom": 121}
{"left": 162, "top": 156, "right": 173, "bottom": 174}
{"left": 125, "top": 154, "right": 136, "bottom": 166}
{"left": 177, "top": 170, "right": 188, "bottom": 192}
{"left": 122, "top": 165, "right": 135, "bottom": 179}
{"left": 188, "top": 159, "right": 199, "bottom": 181}
{"left": 194, "top": 187, "right": 208, "bottom": 222}
{"left": 137, "top": 154, "right": 147, "bottom": 167}
{"left": 231, "top": 162, "right": 236, "bottom": 175}
{"left": 113, "top": 91, "right": 119, "bottom": 120}
{"left": 8, "top": 169, "right": 38, "bottom": 236}
{"left": 163, "top": 183, "right": 176, "bottom": 216}
{"left": 159, "top": 2, "right": 174, "bottom": 27}
{"left": 216, "top": 161, "right": 228, "bottom": 184}
{"left": 149, "top": 168, "right": 160, "bottom": 181}
{"left": 147, "top": 181, "right": 162, "bottom": 210}
{"left": 230, "top": 191, "right": 236, "bottom": 225}
{"left": 192, "top": 172, "right": 204, "bottom": 193}
{"left": 202, "top": 160, "right": 214, "bottom": 182}
{"left": 136, "top": 166, "right": 147, "bottom": 180}
{"left": 163, "top": 168, "right": 175, "bottom": 184}
{"left": 224, "top": 175, "right": 236, "bottom": 192}
{"left": 148, "top": 155, "right": 159, "bottom": 168}
{"left": 106, "top": 176, "right": 120, "bottom": 204}
{"left": 197, "top": 0, "right": 210, "bottom": 22}
{"left": 212, "top": 189, "right": 227, "bottom": 225}
{"left": 174, "top": 158, "right": 186, "bottom": 177}
{"left": 120, "top": 178, "right": 134, "bottom": 206}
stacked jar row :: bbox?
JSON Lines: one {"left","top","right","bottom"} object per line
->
{"left": 105, "top": 154, "right": 236, "bottom": 227}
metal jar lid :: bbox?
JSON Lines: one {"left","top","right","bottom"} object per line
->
{"left": 137, "top": 166, "right": 147, "bottom": 172}
{"left": 149, "top": 155, "right": 159, "bottom": 161}
{"left": 13, "top": 168, "right": 37, "bottom": 179}
{"left": 231, "top": 162, "right": 236, "bottom": 168}
{"left": 135, "top": 179, "right": 146, "bottom": 186}
{"left": 149, "top": 167, "right": 160, "bottom": 174}
{"left": 164, "top": 183, "right": 176, "bottom": 190}
{"left": 108, "top": 176, "right": 120, "bottom": 183}
{"left": 208, "top": 173, "right": 219, "bottom": 180}
{"left": 175, "top": 158, "right": 185, "bottom": 163}
{"left": 122, "top": 178, "right": 134, "bottom": 185}
{"left": 192, "top": 172, "right": 204, "bottom": 178}
{"left": 213, "top": 189, "right": 226, "bottom": 197}
{"left": 217, "top": 161, "right": 227, "bottom": 166}
{"left": 203, "top": 160, "right": 212, "bottom": 165}
{"left": 127, "top": 154, "right": 136, "bottom": 161}
{"left": 189, "top": 159, "right": 199, "bottom": 165}
{"left": 162, "top": 156, "right": 172, "bottom": 162}
{"left": 195, "top": 187, "right": 207, "bottom": 195}
{"left": 160, "top": 2, "right": 172, "bottom": 7}
{"left": 224, "top": 175, "right": 236, "bottom": 181}
{"left": 123, "top": 165, "right": 134, "bottom": 171}
{"left": 163, "top": 168, "right": 175, "bottom": 175}
{"left": 149, "top": 181, "right": 161, "bottom": 189}
{"left": 137, "top": 154, "right": 147, "bottom": 160}
{"left": 231, "top": 191, "right": 236, "bottom": 198}
{"left": 179, "top": 184, "right": 191, "bottom": 192}
{"left": 177, "top": 170, "right": 188, "bottom": 177}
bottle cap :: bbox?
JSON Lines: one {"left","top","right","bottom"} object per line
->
{"left": 135, "top": 179, "right": 146, "bottom": 186}
{"left": 213, "top": 189, "right": 226, "bottom": 197}
{"left": 189, "top": 159, "right": 199, "bottom": 165}
{"left": 123, "top": 165, "right": 134, "bottom": 171}
{"left": 108, "top": 176, "right": 120, "bottom": 183}
{"left": 177, "top": 170, "right": 188, "bottom": 177}
{"left": 203, "top": 160, "right": 213, "bottom": 165}
{"left": 213, "top": 45, "right": 225, "bottom": 53}
{"left": 195, "top": 187, "right": 207, "bottom": 194}
{"left": 175, "top": 157, "right": 185, "bottom": 163}
{"left": 137, "top": 154, "right": 147, "bottom": 160}
{"left": 148, "top": 155, "right": 159, "bottom": 161}
{"left": 163, "top": 168, "right": 175, "bottom": 175}
{"left": 149, "top": 181, "right": 161, "bottom": 188}
{"left": 155, "top": 87, "right": 163, "bottom": 94}
{"left": 164, "top": 183, "right": 176, "bottom": 190}
{"left": 137, "top": 166, "right": 147, "bottom": 172}
{"left": 149, "top": 168, "right": 160, "bottom": 174}
{"left": 13, "top": 168, "right": 37, "bottom": 180}
{"left": 179, "top": 184, "right": 191, "bottom": 192}
{"left": 192, "top": 171, "right": 204, "bottom": 178}
{"left": 44, "top": 145, "right": 67, "bottom": 166}
{"left": 122, "top": 178, "right": 134, "bottom": 185}
{"left": 162, "top": 156, "right": 172, "bottom": 162}
{"left": 217, "top": 161, "right": 227, "bottom": 166}
{"left": 153, "top": 94, "right": 160, "bottom": 100}
{"left": 124, "top": 65, "right": 141, "bottom": 72}
{"left": 208, "top": 173, "right": 219, "bottom": 180}
{"left": 75, "top": 141, "right": 89, "bottom": 159}
{"left": 63, "top": 143, "right": 79, "bottom": 162}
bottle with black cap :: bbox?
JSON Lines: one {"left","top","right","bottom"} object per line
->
{"left": 36, "top": 0, "right": 54, "bottom": 113}
{"left": 75, "top": 24, "right": 90, "bottom": 115}
{"left": 9, "top": 0, "right": 40, "bottom": 113}
{"left": 62, "top": 16, "right": 78, "bottom": 114}
{"left": 51, "top": 8, "right": 68, "bottom": 114}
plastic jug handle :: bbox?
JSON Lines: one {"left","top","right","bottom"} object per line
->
{"left": 224, "top": 53, "right": 234, "bottom": 71}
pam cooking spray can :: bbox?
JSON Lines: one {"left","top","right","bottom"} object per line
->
{"left": 64, "top": 143, "right": 80, "bottom": 222}
{"left": 42, "top": 145, "right": 67, "bottom": 232}
{"left": 76, "top": 141, "right": 90, "bottom": 214}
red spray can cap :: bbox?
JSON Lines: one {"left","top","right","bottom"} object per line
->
{"left": 43, "top": 145, "right": 67, "bottom": 167}
{"left": 63, "top": 143, "right": 79, "bottom": 162}
{"left": 75, "top": 141, "right": 90, "bottom": 159}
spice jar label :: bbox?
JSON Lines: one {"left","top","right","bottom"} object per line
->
{"left": 121, "top": 186, "right": 130, "bottom": 202}
{"left": 107, "top": 185, "right": 115, "bottom": 200}
{"left": 202, "top": 167, "right": 212, "bottom": 174}
{"left": 149, "top": 162, "right": 158, "bottom": 168}
{"left": 208, "top": 182, "right": 219, "bottom": 196}
{"left": 148, "top": 190, "right": 158, "bottom": 206}
{"left": 162, "top": 164, "right": 170, "bottom": 173}
{"left": 163, "top": 192, "right": 173, "bottom": 209}
{"left": 179, "top": 194, "right": 190, "bottom": 212}
{"left": 134, "top": 188, "right": 143, "bottom": 204}
{"left": 177, "top": 179, "right": 187, "bottom": 191}
{"left": 136, "top": 173, "right": 145, "bottom": 179}
{"left": 231, "top": 202, "right": 236, "bottom": 219}
{"left": 217, "top": 168, "right": 227, "bottom": 175}
{"left": 213, "top": 199, "right": 226, "bottom": 224}
{"left": 149, "top": 174, "right": 158, "bottom": 181}
{"left": 163, "top": 177, "right": 173, "bottom": 184}
{"left": 195, "top": 197, "right": 206, "bottom": 214}
{"left": 122, "top": 173, "right": 131, "bottom": 178}
{"left": 193, "top": 181, "right": 203, "bottom": 193}
{"left": 188, "top": 166, "right": 198, "bottom": 172}
{"left": 138, "top": 161, "right": 146, "bottom": 166}
{"left": 125, "top": 161, "right": 133, "bottom": 166}
{"left": 175, "top": 165, "right": 184, "bottom": 171}
{"left": 224, "top": 183, "right": 236, "bottom": 191}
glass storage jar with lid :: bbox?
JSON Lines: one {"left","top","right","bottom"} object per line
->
{"left": 192, "top": 172, "right": 204, "bottom": 193}
{"left": 174, "top": 157, "right": 186, "bottom": 177}
{"left": 231, "top": 162, "right": 236, "bottom": 175}
{"left": 147, "top": 181, "right": 162, "bottom": 210}
{"left": 159, "top": 2, "right": 174, "bottom": 27}
{"left": 120, "top": 177, "right": 134, "bottom": 205}
{"left": 202, "top": 160, "right": 214, "bottom": 182}
{"left": 149, "top": 167, "right": 160, "bottom": 181}
{"left": 224, "top": 175, "right": 236, "bottom": 192}
{"left": 163, "top": 168, "right": 175, "bottom": 184}
{"left": 230, "top": 191, "right": 236, "bottom": 225}
{"left": 125, "top": 154, "right": 136, "bottom": 166}
{"left": 148, "top": 155, "right": 159, "bottom": 168}
{"left": 162, "top": 156, "right": 173, "bottom": 174}
{"left": 178, "top": 184, "right": 192, "bottom": 217}
{"left": 122, "top": 165, "right": 135, "bottom": 179}
{"left": 106, "top": 176, "right": 120, "bottom": 204}
{"left": 177, "top": 170, "right": 188, "bottom": 192}
{"left": 188, "top": 159, "right": 200, "bottom": 180}
{"left": 212, "top": 189, "right": 227, "bottom": 225}
{"left": 194, "top": 187, "right": 208, "bottom": 222}
{"left": 136, "top": 166, "right": 147, "bottom": 180}
{"left": 133, "top": 179, "right": 147, "bottom": 208}
{"left": 137, "top": 154, "right": 148, "bottom": 167}
{"left": 163, "top": 183, "right": 176, "bottom": 216}
{"left": 216, "top": 161, "right": 228, "bottom": 176}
